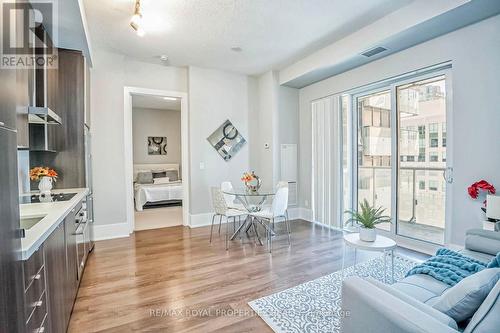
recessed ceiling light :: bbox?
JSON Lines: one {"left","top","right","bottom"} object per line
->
{"left": 160, "top": 55, "right": 168, "bottom": 61}
{"left": 230, "top": 47, "right": 242, "bottom": 52}
{"left": 163, "top": 97, "right": 178, "bottom": 101}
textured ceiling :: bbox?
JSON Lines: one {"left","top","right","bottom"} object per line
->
{"left": 83, "top": 0, "right": 412, "bottom": 75}
{"left": 132, "top": 94, "right": 181, "bottom": 111}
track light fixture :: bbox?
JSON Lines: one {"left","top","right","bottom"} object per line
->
{"left": 130, "top": 0, "right": 145, "bottom": 37}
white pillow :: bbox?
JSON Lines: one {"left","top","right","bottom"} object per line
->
{"left": 153, "top": 177, "right": 170, "bottom": 185}
{"left": 433, "top": 268, "right": 500, "bottom": 322}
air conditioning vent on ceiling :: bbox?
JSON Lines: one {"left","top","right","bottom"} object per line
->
{"left": 361, "top": 46, "right": 387, "bottom": 57}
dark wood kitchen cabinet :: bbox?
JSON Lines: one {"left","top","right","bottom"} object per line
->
{"left": 14, "top": 2, "right": 32, "bottom": 148}
{"left": 45, "top": 221, "right": 67, "bottom": 333}
{"left": 36, "top": 201, "right": 85, "bottom": 333}
{"left": 23, "top": 245, "right": 48, "bottom": 333}
{"left": 64, "top": 207, "right": 79, "bottom": 317}
{"left": 29, "top": 46, "right": 88, "bottom": 190}
{"left": 31, "top": 48, "right": 86, "bottom": 189}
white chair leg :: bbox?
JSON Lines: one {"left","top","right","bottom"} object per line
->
{"left": 218, "top": 215, "right": 222, "bottom": 234}
{"left": 209, "top": 214, "right": 216, "bottom": 243}
{"left": 285, "top": 216, "right": 291, "bottom": 245}
{"left": 225, "top": 216, "right": 230, "bottom": 250}
{"left": 269, "top": 218, "right": 274, "bottom": 253}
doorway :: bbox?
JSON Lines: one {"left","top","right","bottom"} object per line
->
{"left": 124, "top": 87, "right": 189, "bottom": 233}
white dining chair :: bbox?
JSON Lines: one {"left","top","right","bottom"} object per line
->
{"left": 210, "top": 187, "right": 247, "bottom": 250}
{"left": 276, "top": 181, "right": 289, "bottom": 222}
{"left": 220, "top": 181, "right": 246, "bottom": 211}
{"left": 264, "top": 181, "right": 290, "bottom": 230}
{"left": 251, "top": 187, "right": 290, "bottom": 253}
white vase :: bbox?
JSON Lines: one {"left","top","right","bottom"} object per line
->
{"left": 38, "top": 176, "right": 53, "bottom": 195}
{"left": 359, "top": 226, "right": 377, "bottom": 242}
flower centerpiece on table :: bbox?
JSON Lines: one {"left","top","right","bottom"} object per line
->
{"left": 30, "top": 167, "right": 58, "bottom": 194}
{"left": 241, "top": 171, "right": 261, "bottom": 192}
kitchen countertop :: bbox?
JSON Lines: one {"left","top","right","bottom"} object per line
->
{"left": 19, "top": 188, "right": 90, "bottom": 260}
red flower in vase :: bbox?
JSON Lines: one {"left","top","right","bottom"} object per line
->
{"left": 467, "top": 180, "right": 496, "bottom": 200}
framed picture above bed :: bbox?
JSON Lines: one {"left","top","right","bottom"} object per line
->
{"left": 148, "top": 136, "right": 167, "bottom": 155}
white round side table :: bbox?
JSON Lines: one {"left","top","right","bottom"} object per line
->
{"left": 342, "top": 233, "right": 397, "bottom": 283}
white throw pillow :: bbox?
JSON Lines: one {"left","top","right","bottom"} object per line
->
{"left": 153, "top": 177, "right": 170, "bottom": 185}
{"left": 433, "top": 268, "right": 500, "bottom": 323}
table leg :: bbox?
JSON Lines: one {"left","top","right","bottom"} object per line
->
{"left": 384, "top": 250, "right": 387, "bottom": 283}
{"left": 245, "top": 218, "right": 253, "bottom": 234}
{"left": 230, "top": 217, "right": 247, "bottom": 240}
{"left": 391, "top": 249, "right": 395, "bottom": 284}
{"left": 354, "top": 248, "right": 357, "bottom": 275}
{"left": 252, "top": 220, "right": 263, "bottom": 246}
{"left": 341, "top": 243, "right": 346, "bottom": 280}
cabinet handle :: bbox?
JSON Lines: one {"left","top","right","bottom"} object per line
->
{"left": 34, "top": 274, "right": 41, "bottom": 280}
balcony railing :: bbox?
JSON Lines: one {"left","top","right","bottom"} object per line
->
{"left": 357, "top": 165, "right": 446, "bottom": 226}
{"left": 357, "top": 165, "right": 446, "bottom": 244}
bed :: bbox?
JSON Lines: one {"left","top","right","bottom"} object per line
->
{"left": 133, "top": 163, "right": 183, "bottom": 211}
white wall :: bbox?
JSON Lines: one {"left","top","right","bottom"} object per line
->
{"left": 277, "top": 84, "right": 300, "bottom": 181}
{"left": 132, "top": 108, "right": 181, "bottom": 166}
{"left": 90, "top": 49, "right": 187, "bottom": 227}
{"left": 188, "top": 66, "right": 255, "bottom": 216}
{"left": 298, "top": 15, "right": 500, "bottom": 245}
{"left": 254, "top": 71, "right": 278, "bottom": 185}
{"left": 250, "top": 71, "right": 300, "bottom": 186}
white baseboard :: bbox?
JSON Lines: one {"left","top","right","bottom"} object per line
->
{"left": 92, "top": 222, "right": 131, "bottom": 241}
{"left": 189, "top": 213, "right": 220, "bottom": 228}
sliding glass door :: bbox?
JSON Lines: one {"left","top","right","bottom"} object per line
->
{"left": 356, "top": 90, "right": 392, "bottom": 231}
{"left": 396, "top": 75, "right": 448, "bottom": 244}
{"left": 347, "top": 69, "right": 451, "bottom": 245}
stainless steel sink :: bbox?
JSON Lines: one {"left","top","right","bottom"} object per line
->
{"left": 20, "top": 215, "right": 46, "bottom": 230}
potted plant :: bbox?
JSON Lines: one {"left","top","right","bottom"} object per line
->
{"left": 344, "top": 199, "right": 391, "bottom": 242}
{"left": 30, "top": 167, "right": 58, "bottom": 195}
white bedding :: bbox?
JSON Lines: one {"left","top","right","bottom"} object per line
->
{"left": 134, "top": 180, "right": 183, "bottom": 211}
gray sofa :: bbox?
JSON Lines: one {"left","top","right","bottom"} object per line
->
{"left": 341, "top": 229, "right": 500, "bottom": 333}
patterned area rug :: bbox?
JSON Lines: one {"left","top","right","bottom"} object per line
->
{"left": 249, "top": 254, "right": 419, "bottom": 333}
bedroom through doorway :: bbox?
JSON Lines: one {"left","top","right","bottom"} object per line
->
{"left": 131, "top": 93, "right": 184, "bottom": 231}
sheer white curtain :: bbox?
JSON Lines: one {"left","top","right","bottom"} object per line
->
{"left": 311, "top": 96, "right": 340, "bottom": 228}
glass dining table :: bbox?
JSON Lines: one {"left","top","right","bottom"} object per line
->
{"left": 221, "top": 187, "right": 276, "bottom": 245}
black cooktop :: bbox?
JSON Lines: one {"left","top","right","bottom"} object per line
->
{"left": 19, "top": 192, "right": 77, "bottom": 204}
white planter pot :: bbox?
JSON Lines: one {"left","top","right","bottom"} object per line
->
{"left": 359, "top": 227, "right": 376, "bottom": 242}
{"left": 38, "top": 176, "right": 53, "bottom": 195}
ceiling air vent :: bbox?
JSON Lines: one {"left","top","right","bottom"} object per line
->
{"left": 361, "top": 46, "right": 387, "bottom": 57}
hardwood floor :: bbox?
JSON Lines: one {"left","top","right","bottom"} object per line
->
{"left": 68, "top": 220, "right": 426, "bottom": 333}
